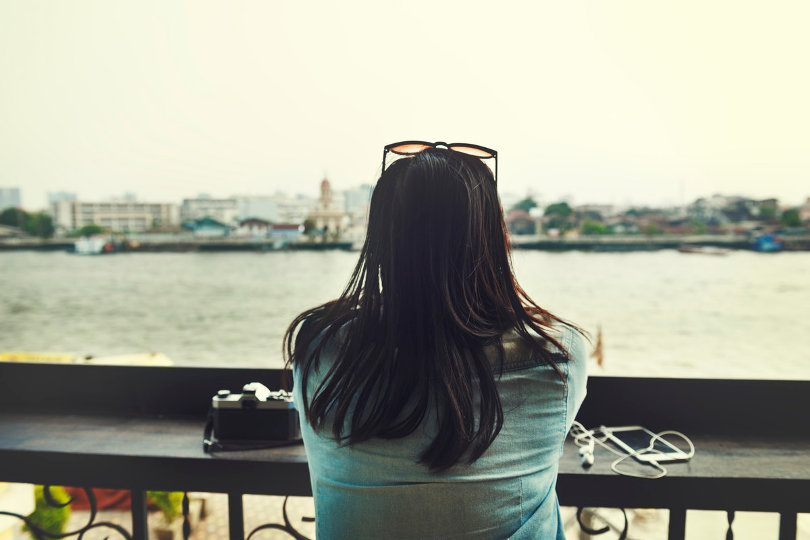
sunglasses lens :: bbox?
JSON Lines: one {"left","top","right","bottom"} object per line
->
{"left": 449, "top": 145, "right": 494, "bottom": 158}
{"left": 389, "top": 143, "right": 433, "bottom": 155}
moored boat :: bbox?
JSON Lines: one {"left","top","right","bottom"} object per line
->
{"left": 677, "top": 244, "right": 731, "bottom": 255}
{"left": 72, "top": 235, "right": 113, "bottom": 255}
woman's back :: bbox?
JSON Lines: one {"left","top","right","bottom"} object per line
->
{"left": 294, "top": 325, "right": 587, "bottom": 539}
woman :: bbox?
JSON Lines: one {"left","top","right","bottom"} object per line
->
{"left": 285, "top": 142, "right": 587, "bottom": 539}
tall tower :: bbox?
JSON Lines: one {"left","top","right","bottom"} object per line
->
{"left": 307, "top": 177, "right": 346, "bottom": 238}
{"left": 319, "top": 178, "right": 333, "bottom": 209}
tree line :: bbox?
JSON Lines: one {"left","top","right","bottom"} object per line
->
{"left": 0, "top": 207, "right": 55, "bottom": 238}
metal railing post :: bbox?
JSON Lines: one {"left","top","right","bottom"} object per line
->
{"left": 131, "top": 489, "right": 148, "bottom": 540}
{"left": 779, "top": 511, "right": 797, "bottom": 540}
{"left": 228, "top": 492, "right": 245, "bottom": 540}
{"left": 667, "top": 508, "right": 686, "bottom": 540}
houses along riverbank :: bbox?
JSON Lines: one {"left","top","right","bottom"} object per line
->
{"left": 2, "top": 233, "right": 810, "bottom": 252}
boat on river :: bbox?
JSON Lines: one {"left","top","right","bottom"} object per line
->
{"left": 752, "top": 233, "right": 784, "bottom": 252}
{"left": 72, "top": 235, "right": 114, "bottom": 255}
{"left": 677, "top": 244, "right": 731, "bottom": 255}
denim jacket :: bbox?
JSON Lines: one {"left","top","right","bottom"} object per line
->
{"left": 293, "top": 325, "right": 588, "bottom": 539}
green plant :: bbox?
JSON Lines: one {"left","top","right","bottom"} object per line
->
{"left": 581, "top": 219, "right": 609, "bottom": 235}
{"left": 781, "top": 208, "right": 801, "bottom": 227}
{"left": 302, "top": 219, "right": 316, "bottom": 238}
{"left": 23, "top": 486, "right": 71, "bottom": 539}
{"left": 148, "top": 491, "right": 184, "bottom": 525}
{"left": 510, "top": 197, "right": 538, "bottom": 213}
{"left": 544, "top": 201, "right": 572, "bottom": 218}
{"left": 73, "top": 224, "right": 106, "bottom": 237}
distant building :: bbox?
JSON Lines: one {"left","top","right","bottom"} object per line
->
{"left": 235, "top": 196, "right": 280, "bottom": 223}
{"left": 688, "top": 196, "right": 733, "bottom": 225}
{"left": 47, "top": 192, "right": 77, "bottom": 205}
{"left": 343, "top": 184, "right": 373, "bottom": 217}
{"left": 0, "top": 188, "right": 21, "bottom": 211}
{"left": 575, "top": 204, "right": 615, "bottom": 221}
{"left": 51, "top": 200, "right": 179, "bottom": 232}
{"left": 506, "top": 209, "right": 536, "bottom": 235}
{"left": 800, "top": 198, "right": 810, "bottom": 223}
{"left": 235, "top": 218, "right": 272, "bottom": 237}
{"left": 188, "top": 216, "right": 231, "bottom": 238}
{"left": 307, "top": 178, "right": 348, "bottom": 236}
{"left": 180, "top": 197, "right": 239, "bottom": 224}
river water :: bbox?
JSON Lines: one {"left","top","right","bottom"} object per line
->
{"left": 1, "top": 250, "right": 808, "bottom": 379}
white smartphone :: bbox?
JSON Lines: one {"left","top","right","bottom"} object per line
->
{"left": 601, "top": 425, "right": 691, "bottom": 463}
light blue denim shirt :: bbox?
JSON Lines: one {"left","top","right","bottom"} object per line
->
{"left": 293, "top": 325, "right": 588, "bottom": 539}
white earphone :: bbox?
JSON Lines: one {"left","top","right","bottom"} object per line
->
{"left": 578, "top": 438, "right": 595, "bottom": 467}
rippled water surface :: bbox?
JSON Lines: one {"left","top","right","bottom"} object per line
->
{"left": 2, "top": 250, "right": 808, "bottom": 379}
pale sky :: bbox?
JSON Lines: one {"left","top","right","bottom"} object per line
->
{"left": 2, "top": 1, "right": 809, "bottom": 210}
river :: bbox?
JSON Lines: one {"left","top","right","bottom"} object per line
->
{"left": 1, "top": 250, "right": 808, "bottom": 379}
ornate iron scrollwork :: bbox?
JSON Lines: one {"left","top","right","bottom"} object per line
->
{"left": 576, "top": 507, "right": 629, "bottom": 540}
{"left": 0, "top": 486, "right": 132, "bottom": 540}
{"left": 246, "top": 496, "right": 313, "bottom": 540}
{"left": 181, "top": 491, "right": 191, "bottom": 540}
{"left": 726, "top": 509, "right": 735, "bottom": 540}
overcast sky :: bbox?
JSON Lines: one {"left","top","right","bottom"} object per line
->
{"left": 2, "top": 1, "right": 809, "bottom": 210}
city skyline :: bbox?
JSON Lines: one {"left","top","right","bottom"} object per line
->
{"left": 3, "top": 181, "right": 808, "bottom": 215}
{"left": 3, "top": 2, "right": 809, "bottom": 211}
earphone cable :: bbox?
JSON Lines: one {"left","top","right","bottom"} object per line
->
{"left": 570, "top": 422, "right": 695, "bottom": 480}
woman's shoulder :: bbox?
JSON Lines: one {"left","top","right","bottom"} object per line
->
{"left": 493, "top": 323, "right": 587, "bottom": 373}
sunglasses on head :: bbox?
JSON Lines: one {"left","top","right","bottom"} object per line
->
{"left": 382, "top": 141, "right": 498, "bottom": 184}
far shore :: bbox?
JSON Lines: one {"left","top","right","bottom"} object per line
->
{"left": 2, "top": 234, "right": 810, "bottom": 252}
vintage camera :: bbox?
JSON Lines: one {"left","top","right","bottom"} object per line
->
{"left": 211, "top": 382, "right": 300, "bottom": 443}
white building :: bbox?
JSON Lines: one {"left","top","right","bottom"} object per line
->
{"left": 307, "top": 178, "right": 348, "bottom": 235}
{"left": 235, "top": 218, "right": 272, "bottom": 237}
{"left": 574, "top": 204, "right": 617, "bottom": 220}
{"left": 235, "top": 196, "right": 280, "bottom": 223}
{"left": 47, "top": 192, "right": 77, "bottom": 205}
{"left": 274, "top": 193, "right": 317, "bottom": 224}
{"left": 344, "top": 184, "right": 373, "bottom": 218}
{"left": 51, "top": 200, "right": 179, "bottom": 232}
{"left": 0, "top": 188, "right": 21, "bottom": 210}
{"left": 180, "top": 197, "right": 239, "bottom": 224}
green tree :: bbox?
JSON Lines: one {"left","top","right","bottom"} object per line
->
{"left": 302, "top": 219, "right": 316, "bottom": 238}
{"left": 781, "top": 208, "right": 801, "bottom": 227}
{"left": 511, "top": 197, "right": 538, "bottom": 213}
{"left": 24, "top": 212, "right": 55, "bottom": 238}
{"left": 689, "top": 218, "right": 707, "bottom": 235}
{"left": 544, "top": 202, "right": 572, "bottom": 217}
{"left": 644, "top": 224, "right": 662, "bottom": 235}
{"left": 543, "top": 202, "right": 574, "bottom": 233}
{"left": 0, "top": 208, "right": 54, "bottom": 238}
{"left": 759, "top": 206, "right": 777, "bottom": 222}
{"left": 0, "top": 207, "right": 28, "bottom": 228}
{"left": 581, "top": 219, "right": 609, "bottom": 235}
{"left": 75, "top": 224, "right": 106, "bottom": 236}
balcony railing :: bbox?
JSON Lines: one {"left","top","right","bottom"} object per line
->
{"left": 1, "top": 362, "right": 808, "bottom": 539}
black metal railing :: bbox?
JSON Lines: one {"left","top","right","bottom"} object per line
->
{"left": 1, "top": 362, "right": 808, "bottom": 540}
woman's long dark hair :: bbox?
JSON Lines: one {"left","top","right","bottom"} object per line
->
{"left": 284, "top": 148, "right": 576, "bottom": 471}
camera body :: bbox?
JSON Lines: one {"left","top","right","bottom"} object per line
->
{"left": 212, "top": 382, "right": 300, "bottom": 443}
